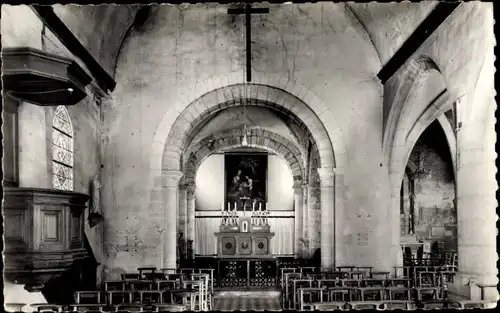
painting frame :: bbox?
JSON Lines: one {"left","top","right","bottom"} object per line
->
{"left": 224, "top": 152, "right": 267, "bottom": 211}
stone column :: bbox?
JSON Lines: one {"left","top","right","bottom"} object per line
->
{"left": 186, "top": 185, "right": 196, "bottom": 257}
{"left": 293, "top": 181, "right": 303, "bottom": 258}
{"left": 302, "top": 183, "right": 309, "bottom": 257}
{"left": 318, "top": 167, "right": 335, "bottom": 269}
{"left": 178, "top": 184, "right": 188, "bottom": 237}
{"left": 452, "top": 144, "right": 498, "bottom": 300}
{"left": 162, "top": 170, "right": 183, "bottom": 269}
{"left": 402, "top": 175, "right": 410, "bottom": 235}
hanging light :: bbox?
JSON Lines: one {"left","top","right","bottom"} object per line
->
{"left": 241, "top": 82, "right": 248, "bottom": 146}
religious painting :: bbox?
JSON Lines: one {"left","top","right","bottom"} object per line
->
{"left": 225, "top": 153, "right": 267, "bottom": 211}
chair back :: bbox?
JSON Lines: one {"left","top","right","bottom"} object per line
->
{"left": 121, "top": 273, "right": 140, "bottom": 281}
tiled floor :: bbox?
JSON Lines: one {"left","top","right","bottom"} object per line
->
{"left": 213, "top": 291, "right": 282, "bottom": 311}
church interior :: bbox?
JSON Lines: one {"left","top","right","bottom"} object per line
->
{"left": 1, "top": 2, "right": 497, "bottom": 311}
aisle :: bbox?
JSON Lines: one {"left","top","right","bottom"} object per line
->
{"left": 213, "top": 290, "right": 282, "bottom": 311}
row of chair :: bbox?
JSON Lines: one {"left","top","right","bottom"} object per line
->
{"left": 69, "top": 267, "right": 216, "bottom": 312}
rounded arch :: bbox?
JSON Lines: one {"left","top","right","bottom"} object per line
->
{"left": 161, "top": 83, "right": 336, "bottom": 173}
{"left": 148, "top": 72, "right": 346, "bottom": 178}
{"left": 183, "top": 128, "right": 308, "bottom": 185}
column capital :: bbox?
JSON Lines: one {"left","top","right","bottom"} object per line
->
{"left": 317, "top": 167, "right": 335, "bottom": 187}
{"left": 162, "top": 170, "right": 184, "bottom": 187}
{"left": 186, "top": 185, "right": 196, "bottom": 199}
{"left": 293, "top": 185, "right": 303, "bottom": 195}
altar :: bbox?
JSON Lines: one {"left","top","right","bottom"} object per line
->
{"left": 215, "top": 205, "right": 277, "bottom": 289}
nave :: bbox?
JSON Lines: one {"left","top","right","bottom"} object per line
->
{"left": 2, "top": 2, "right": 497, "bottom": 312}
{"left": 6, "top": 259, "right": 497, "bottom": 312}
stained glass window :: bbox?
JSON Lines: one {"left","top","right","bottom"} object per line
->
{"left": 52, "top": 106, "right": 73, "bottom": 191}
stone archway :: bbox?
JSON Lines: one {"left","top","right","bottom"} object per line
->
{"left": 385, "top": 55, "right": 455, "bottom": 267}
{"left": 152, "top": 76, "right": 341, "bottom": 269}
{"left": 179, "top": 128, "right": 312, "bottom": 257}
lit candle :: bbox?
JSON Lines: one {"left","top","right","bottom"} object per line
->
{"left": 252, "top": 202, "right": 255, "bottom": 212}
{"left": 227, "top": 203, "right": 230, "bottom": 211}
{"left": 234, "top": 202, "right": 236, "bottom": 211}
{"left": 259, "top": 203, "right": 262, "bottom": 211}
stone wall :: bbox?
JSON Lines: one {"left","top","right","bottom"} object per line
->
{"left": 1, "top": 4, "right": 105, "bottom": 290}
{"left": 104, "top": 3, "right": 393, "bottom": 275}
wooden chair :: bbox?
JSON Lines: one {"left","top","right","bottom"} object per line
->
{"left": 299, "top": 266, "right": 318, "bottom": 275}
{"left": 107, "top": 291, "right": 133, "bottom": 305}
{"left": 165, "top": 273, "right": 183, "bottom": 282}
{"left": 336, "top": 266, "right": 356, "bottom": 272}
{"left": 370, "top": 271, "right": 390, "bottom": 280}
{"left": 121, "top": 273, "right": 141, "bottom": 281}
{"left": 347, "top": 271, "right": 367, "bottom": 280}
{"left": 340, "top": 279, "right": 361, "bottom": 288}
{"left": 67, "top": 303, "right": 106, "bottom": 312}
{"left": 346, "top": 301, "right": 384, "bottom": 310}
{"left": 298, "top": 287, "right": 325, "bottom": 311}
{"left": 455, "top": 300, "right": 498, "bottom": 309}
{"left": 143, "top": 273, "right": 166, "bottom": 281}
{"left": 325, "top": 287, "right": 352, "bottom": 302}
{"left": 197, "top": 268, "right": 215, "bottom": 301}
{"left": 104, "top": 280, "right": 127, "bottom": 291}
{"left": 160, "top": 268, "right": 178, "bottom": 274}
{"left": 291, "top": 279, "right": 314, "bottom": 309}
{"left": 153, "top": 303, "right": 187, "bottom": 312}
{"left": 386, "top": 278, "right": 411, "bottom": 288}
{"left": 311, "top": 301, "right": 347, "bottom": 311}
{"left": 179, "top": 280, "right": 203, "bottom": 311}
{"left": 114, "top": 304, "right": 146, "bottom": 312}
{"left": 136, "top": 290, "right": 163, "bottom": 304}
{"left": 385, "top": 287, "right": 412, "bottom": 301}
{"left": 418, "top": 300, "right": 461, "bottom": 309}
{"left": 29, "top": 304, "right": 64, "bottom": 313}
{"left": 413, "top": 286, "right": 441, "bottom": 301}
{"left": 417, "top": 271, "right": 437, "bottom": 287}
{"left": 283, "top": 272, "right": 302, "bottom": 309}
{"left": 355, "top": 287, "right": 386, "bottom": 301}
{"left": 361, "top": 279, "right": 386, "bottom": 287}
{"left": 128, "top": 280, "right": 154, "bottom": 293}
{"left": 381, "top": 300, "right": 416, "bottom": 310}
{"left": 356, "top": 266, "right": 373, "bottom": 273}
{"left": 191, "top": 273, "right": 211, "bottom": 310}
{"left": 74, "top": 291, "right": 103, "bottom": 304}
{"left": 280, "top": 267, "right": 298, "bottom": 288}
{"left": 137, "top": 267, "right": 157, "bottom": 279}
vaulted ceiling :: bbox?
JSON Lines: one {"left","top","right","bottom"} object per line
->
{"left": 51, "top": 3, "right": 438, "bottom": 79}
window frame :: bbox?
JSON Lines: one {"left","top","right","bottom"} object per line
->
{"left": 51, "top": 106, "right": 74, "bottom": 191}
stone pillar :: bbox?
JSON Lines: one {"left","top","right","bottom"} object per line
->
{"left": 186, "top": 185, "right": 196, "bottom": 257}
{"left": 178, "top": 185, "right": 188, "bottom": 237}
{"left": 302, "top": 183, "right": 309, "bottom": 257}
{"left": 402, "top": 175, "right": 410, "bottom": 235}
{"left": 452, "top": 144, "right": 498, "bottom": 300}
{"left": 293, "top": 181, "right": 303, "bottom": 258}
{"left": 162, "top": 170, "right": 183, "bottom": 269}
{"left": 318, "top": 167, "right": 335, "bottom": 269}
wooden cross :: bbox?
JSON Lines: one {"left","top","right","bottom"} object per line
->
{"left": 228, "top": 4, "right": 269, "bottom": 82}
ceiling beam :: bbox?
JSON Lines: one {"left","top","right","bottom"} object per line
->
{"left": 377, "top": 2, "right": 460, "bottom": 84}
{"left": 31, "top": 5, "right": 116, "bottom": 93}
